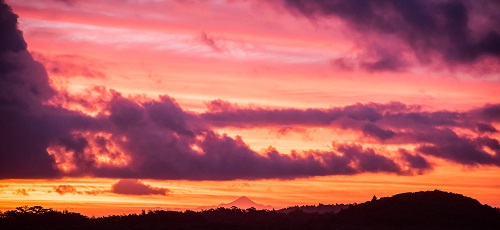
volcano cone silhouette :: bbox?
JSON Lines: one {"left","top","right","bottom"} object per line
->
{"left": 218, "top": 196, "right": 273, "bottom": 210}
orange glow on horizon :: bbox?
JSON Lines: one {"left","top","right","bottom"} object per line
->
{"left": 1, "top": 165, "right": 499, "bottom": 216}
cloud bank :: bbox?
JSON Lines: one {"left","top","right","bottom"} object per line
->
{"left": 0, "top": 0, "right": 499, "bottom": 181}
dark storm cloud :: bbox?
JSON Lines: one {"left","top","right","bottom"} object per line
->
{"left": 1, "top": 0, "right": 61, "bottom": 178}
{"left": 284, "top": 0, "right": 500, "bottom": 68}
{"left": 0, "top": 0, "right": 99, "bottom": 179}
{"left": 0, "top": 2, "right": 26, "bottom": 53}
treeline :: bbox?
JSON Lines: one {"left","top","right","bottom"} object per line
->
{"left": 1, "top": 191, "right": 499, "bottom": 230}
{"left": 1, "top": 206, "right": 326, "bottom": 230}
{"left": 278, "top": 203, "right": 350, "bottom": 214}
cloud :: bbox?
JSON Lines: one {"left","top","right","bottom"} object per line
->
{"left": 0, "top": 0, "right": 497, "bottom": 181}
{"left": 399, "top": 149, "right": 432, "bottom": 174}
{"left": 335, "top": 143, "right": 401, "bottom": 173}
{"left": 0, "top": 2, "right": 26, "bottom": 53}
{"left": 415, "top": 129, "right": 500, "bottom": 166}
{"left": 200, "top": 32, "right": 225, "bottom": 53}
{"left": 53, "top": 185, "right": 81, "bottom": 195}
{"left": 474, "top": 104, "right": 500, "bottom": 122}
{"left": 202, "top": 100, "right": 344, "bottom": 128}
{"left": 476, "top": 123, "right": 497, "bottom": 133}
{"left": 201, "top": 100, "right": 458, "bottom": 130}
{"left": 85, "top": 189, "right": 107, "bottom": 196}
{"left": 13, "top": 189, "right": 30, "bottom": 196}
{"left": 331, "top": 54, "right": 408, "bottom": 72}
{"left": 361, "top": 54, "right": 407, "bottom": 72}
{"left": 283, "top": 0, "right": 500, "bottom": 70}
{"left": 0, "top": 1, "right": 65, "bottom": 178}
{"left": 361, "top": 123, "right": 395, "bottom": 141}
{"left": 201, "top": 100, "right": 500, "bottom": 167}
{"left": 51, "top": 184, "right": 106, "bottom": 195}
{"left": 0, "top": 0, "right": 102, "bottom": 179}
{"left": 111, "top": 179, "right": 169, "bottom": 196}
{"left": 53, "top": 0, "right": 77, "bottom": 6}
{"left": 31, "top": 52, "right": 106, "bottom": 79}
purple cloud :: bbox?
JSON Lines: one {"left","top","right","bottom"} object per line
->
{"left": 283, "top": 0, "right": 500, "bottom": 71}
{"left": 399, "top": 149, "right": 432, "bottom": 174}
{"left": 361, "top": 123, "right": 395, "bottom": 141}
{"left": 415, "top": 128, "right": 500, "bottom": 166}
{"left": 111, "top": 179, "right": 169, "bottom": 196}
{"left": 201, "top": 100, "right": 500, "bottom": 167}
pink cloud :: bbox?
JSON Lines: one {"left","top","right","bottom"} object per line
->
{"left": 32, "top": 52, "right": 106, "bottom": 79}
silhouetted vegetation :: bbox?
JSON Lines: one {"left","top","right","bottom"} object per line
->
{"left": 0, "top": 205, "right": 88, "bottom": 229}
{"left": 330, "top": 190, "right": 500, "bottom": 229}
{"left": 278, "top": 203, "right": 349, "bottom": 214}
{"left": 1, "top": 190, "right": 499, "bottom": 230}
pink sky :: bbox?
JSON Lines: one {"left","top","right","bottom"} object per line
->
{"left": 1, "top": 0, "right": 500, "bottom": 215}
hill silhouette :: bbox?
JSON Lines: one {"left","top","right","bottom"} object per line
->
{"left": 332, "top": 190, "right": 500, "bottom": 229}
{"left": 0, "top": 190, "right": 498, "bottom": 229}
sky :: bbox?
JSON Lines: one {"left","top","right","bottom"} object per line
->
{"left": 1, "top": 0, "right": 500, "bottom": 216}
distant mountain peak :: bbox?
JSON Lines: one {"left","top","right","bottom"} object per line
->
{"left": 227, "top": 196, "right": 257, "bottom": 205}
{"left": 197, "top": 196, "right": 273, "bottom": 210}
{"left": 221, "top": 196, "right": 272, "bottom": 209}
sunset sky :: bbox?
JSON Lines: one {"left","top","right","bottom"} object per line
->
{"left": 1, "top": 0, "right": 499, "bottom": 216}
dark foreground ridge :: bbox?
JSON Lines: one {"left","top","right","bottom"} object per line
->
{"left": 1, "top": 190, "right": 499, "bottom": 230}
